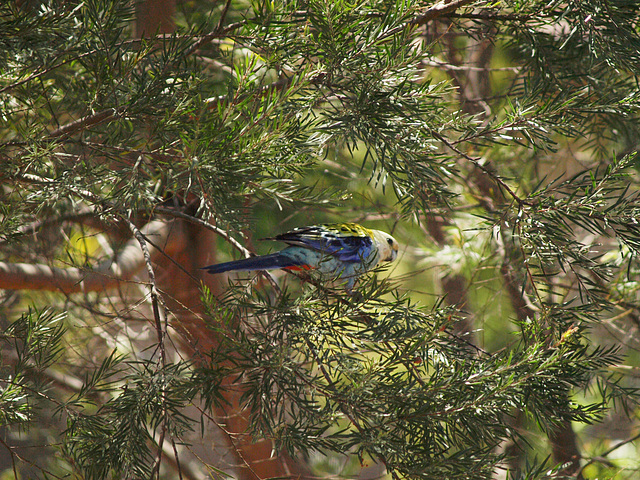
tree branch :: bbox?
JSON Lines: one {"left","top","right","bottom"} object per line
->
{"left": 126, "top": 219, "right": 168, "bottom": 480}
{"left": 378, "top": 0, "right": 477, "bottom": 41}
{"left": 411, "top": 0, "right": 478, "bottom": 26}
{"left": 0, "top": 220, "right": 180, "bottom": 294}
{"left": 47, "top": 107, "right": 126, "bottom": 139}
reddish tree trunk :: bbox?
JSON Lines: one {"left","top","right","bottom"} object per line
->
{"left": 136, "top": 0, "right": 176, "bottom": 38}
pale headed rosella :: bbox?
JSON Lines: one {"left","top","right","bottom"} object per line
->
{"left": 202, "top": 223, "right": 399, "bottom": 290}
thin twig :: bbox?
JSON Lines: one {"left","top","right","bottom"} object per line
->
{"left": 182, "top": 21, "right": 246, "bottom": 59}
{"left": 215, "top": 0, "right": 233, "bottom": 34}
{"left": 0, "top": 436, "right": 19, "bottom": 480}
{"left": 432, "top": 130, "right": 532, "bottom": 206}
{"left": 48, "top": 107, "right": 125, "bottom": 139}
{"left": 0, "top": 434, "right": 63, "bottom": 480}
{"left": 576, "top": 430, "right": 640, "bottom": 477}
{"left": 155, "top": 207, "right": 250, "bottom": 257}
{"left": 204, "top": 75, "right": 296, "bottom": 110}
{"left": 185, "top": 408, "right": 269, "bottom": 480}
{"left": 170, "top": 439, "right": 185, "bottom": 480}
{"left": 422, "top": 59, "right": 521, "bottom": 73}
{"left": 125, "top": 219, "right": 168, "bottom": 480}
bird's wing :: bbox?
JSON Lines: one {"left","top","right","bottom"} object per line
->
{"left": 271, "top": 224, "right": 375, "bottom": 264}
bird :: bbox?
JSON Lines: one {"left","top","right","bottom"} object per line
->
{"left": 202, "top": 223, "right": 399, "bottom": 290}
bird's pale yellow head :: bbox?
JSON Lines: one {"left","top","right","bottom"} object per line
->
{"left": 371, "top": 229, "right": 399, "bottom": 264}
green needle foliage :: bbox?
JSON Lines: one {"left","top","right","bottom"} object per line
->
{"left": 199, "top": 281, "right": 626, "bottom": 478}
{"left": 2, "top": 0, "right": 640, "bottom": 479}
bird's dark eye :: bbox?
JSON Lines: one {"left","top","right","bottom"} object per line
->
{"left": 387, "top": 238, "right": 394, "bottom": 245}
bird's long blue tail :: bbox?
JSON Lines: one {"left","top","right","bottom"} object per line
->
{"left": 201, "top": 253, "right": 302, "bottom": 274}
